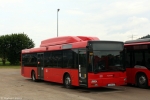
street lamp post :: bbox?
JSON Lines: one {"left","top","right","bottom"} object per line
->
{"left": 57, "top": 9, "right": 60, "bottom": 37}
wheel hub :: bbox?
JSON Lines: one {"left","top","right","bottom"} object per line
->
{"left": 139, "top": 76, "right": 146, "bottom": 85}
{"left": 65, "top": 77, "right": 71, "bottom": 86}
{"left": 32, "top": 74, "right": 35, "bottom": 80}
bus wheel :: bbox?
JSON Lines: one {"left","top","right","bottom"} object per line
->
{"left": 137, "top": 73, "right": 148, "bottom": 88}
{"left": 31, "top": 71, "right": 37, "bottom": 82}
{"left": 64, "top": 74, "right": 72, "bottom": 89}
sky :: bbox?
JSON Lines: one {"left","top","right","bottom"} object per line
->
{"left": 0, "top": 0, "right": 150, "bottom": 47}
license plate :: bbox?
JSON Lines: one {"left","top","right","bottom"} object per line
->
{"left": 108, "top": 83, "right": 115, "bottom": 86}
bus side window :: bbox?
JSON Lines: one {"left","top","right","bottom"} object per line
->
{"left": 63, "top": 50, "right": 73, "bottom": 68}
{"left": 134, "top": 51, "right": 144, "bottom": 66}
{"left": 136, "top": 61, "right": 141, "bottom": 65}
{"left": 125, "top": 52, "right": 131, "bottom": 68}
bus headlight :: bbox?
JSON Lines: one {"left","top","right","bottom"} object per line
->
{"left": 91, "top": 80, "right": 97, "bottom": 83}
{"left": 124, "top": 78, "right": 127, "bottom": 81}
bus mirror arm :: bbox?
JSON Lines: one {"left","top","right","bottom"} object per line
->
{"left": 124, "top": 48, "right": 127, "bottom": 54}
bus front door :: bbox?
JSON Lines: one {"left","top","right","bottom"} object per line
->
{"left": 37, "top": 53, "right": 44, "bottom": 80}
{"left": 78, "top": 50, "right": 87, "bottom": 87}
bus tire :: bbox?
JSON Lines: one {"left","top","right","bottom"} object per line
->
{"left": 31, "top": 71, "right": 37, "bottom": 82}
{"left": 137, "top": 73, "right": 148, "bottom": 88}
{"left": 64, "top": 74, "right": 72, "bottom": 89}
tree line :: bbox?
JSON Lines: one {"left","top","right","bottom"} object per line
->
{"left": 0, "top": 33, "right": 34, "bottom": 65}
{"left": 139, "top": 34, "right": 150, "bottom": 39}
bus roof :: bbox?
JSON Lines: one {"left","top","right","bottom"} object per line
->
{"left": 22, "top": 36, "right": 126, "bottom": 54}
{"left": 22, "top": 47, "right": 46, "bottom": 53}
{"left": 124, "top": 38, "right": 150, "bottom": 46}
{"left": 125, "top": 38, "right": 150, "bottom": 44}
{"left": 22, "top": 36, "right": 100, "bottom": 53}
{"left": 40, "top": 36, "right": 99, "bottom": 47}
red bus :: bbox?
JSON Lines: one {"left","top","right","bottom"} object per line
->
{"left": 21, "top": 36, "right": 126, "bottom": 88}
{"left": 125, "top": 38, "right": 150, "bottom": 88}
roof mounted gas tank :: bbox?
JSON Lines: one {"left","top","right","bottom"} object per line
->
{"left": 40, "top": 36, "right": 99, "bottom": 47}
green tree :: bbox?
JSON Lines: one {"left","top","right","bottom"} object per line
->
{"left": 0, "top": 35, "right": 10, "bottom": 65}
{"left": 0, "top": 33, "right": 35, "bottom": 65}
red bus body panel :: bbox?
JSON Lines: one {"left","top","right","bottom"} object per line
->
{"left": 126, "top": 68, "right": 150, "bottom": 86}
{"left": 21, "top": 67, "right": 38, "bottom": 79}
{"left": 43, "top": 68, "right": 79, "bottom": 86}
{"left": 88, "top": 72, "right": 126, "bottom": 88}
{"left": 22, "top": 66, "right": 126, "bottom": 88}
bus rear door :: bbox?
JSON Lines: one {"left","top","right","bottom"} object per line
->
{"left": 37, "top": 53, "right": 44, "bottom": 80}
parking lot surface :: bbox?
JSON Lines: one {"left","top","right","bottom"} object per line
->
{"left": 0, "top": 69, "right": 150, "bottom": 100}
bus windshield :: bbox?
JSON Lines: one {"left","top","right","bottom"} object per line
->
{"left": 91, "top": 50, "right": 125, "bottom": 73}
{"left": 88, "top": 41, "right": 125, "bottom": 73}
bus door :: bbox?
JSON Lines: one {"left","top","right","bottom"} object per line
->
{"left": 78, "top": 49, "right": 87, "bottom": 87}
{"left": 37, "top": 53, "right": 44, "bottom": 80}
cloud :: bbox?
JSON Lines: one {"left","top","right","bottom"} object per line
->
{"left": 127, "top": 17, "right": 149, "bottom": 27}
{"left": 106, "top": 16, "right": 150, "bottom": 41}
{"left": 66, "top": 9, "right": 85, "bottom": 15}
{"left": 0, "top": 0, "right": 22, "bottom": 3}
{"left": 0, "top": 0, "right": 23, "bottom": 8}
{"left": 108, "top": 16, "right": 149, "bottom": 31}
{"left": 0, "top": 0, "right": 150, "bottom": 47}
{"left": 105, "top": 0, "right": 149, "bottom": 15}
{"left": 83, "top": 0, "right": 150, "bottom": 22}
